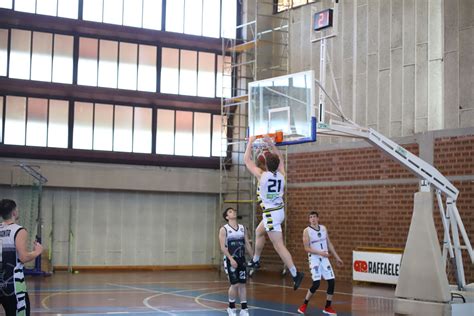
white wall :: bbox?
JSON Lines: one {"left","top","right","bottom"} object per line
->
{"left": 0, "top": 186, "right": 219, "bottom": 267}
{"left": 0, "top": 158, "right": 221, "bottom": 267}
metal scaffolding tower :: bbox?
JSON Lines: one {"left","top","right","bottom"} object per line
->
{"left": 220, "top": 1, "right": 291, "bottom": 245}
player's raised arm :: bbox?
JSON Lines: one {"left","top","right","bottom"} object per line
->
{"left": 244, "top": 136, "right": 263, "bottom": 179}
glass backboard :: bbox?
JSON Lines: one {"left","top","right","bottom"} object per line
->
{"left": 248, "top": 70, "right": 316, "bottom": 146}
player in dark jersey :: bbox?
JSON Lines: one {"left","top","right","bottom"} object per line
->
{"left": 0, "top": 199, "right": 43, "bottom": 316}
{"left": 219, "top": 207, "right": 253, "bottom": 316}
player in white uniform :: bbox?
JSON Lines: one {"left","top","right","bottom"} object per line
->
{"left": 298, "top": 211, "right": 343, "bottom": 315}
{"left": 219, "top": 207, "right": 253, "bottom": 316}
{"left": 244, "top": 136, "right": 304, "bottom": 290}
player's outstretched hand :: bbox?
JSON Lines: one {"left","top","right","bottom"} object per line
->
{"left": 319, "top": 251, "right": 329, "bottom": 258}
{"left": 33, "top": 241, "right": 44, "bottom": 256}
{"left": 336, "top": 258, "right": 343, "bottom": 266}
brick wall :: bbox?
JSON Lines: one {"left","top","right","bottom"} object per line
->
{"left": 258, "top": 135, "right": 474, "bottom": 284}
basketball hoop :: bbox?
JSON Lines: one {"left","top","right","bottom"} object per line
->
{"left": 252, "top": 131, "right": 283, "bottom": 149}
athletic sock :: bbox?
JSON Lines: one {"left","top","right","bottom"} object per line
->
{"left": 289, "top": 266, "right": 297, "bottom": 278}
{"left": 325, "top": 300, "right": 332, "bottom": 308}
{"left": 241, "top": 301, "right": 248, "bottom": 309}
{"left": 229, "top": 300, "right": 236, "bottom": 309}
{"left": 304, "top": 299, "right": 309, "bottom": 305}
{"left": 252, "top": 255, "right": 260, "bottom": 262}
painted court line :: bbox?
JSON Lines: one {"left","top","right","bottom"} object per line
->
{"left": 110, "top": 282, "right": 299, "bottom": 315}
{"left": 252, "top": 281, "right": 397, "bottom": 302}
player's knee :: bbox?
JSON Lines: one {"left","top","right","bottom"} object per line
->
{"left": 309, "top": 280, "right": 320, "bottom": 294}
{"left": 327, "top": 278, "right": 335, "bottom": 295}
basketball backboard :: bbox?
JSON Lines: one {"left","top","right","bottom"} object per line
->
{"left": 248, "top": 70, "right": 316, "bottom": 146}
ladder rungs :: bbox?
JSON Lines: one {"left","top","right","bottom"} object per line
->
{"left": 225, "top": 95, "right": 249, "bottom": 103}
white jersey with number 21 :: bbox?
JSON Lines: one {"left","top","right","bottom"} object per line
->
{"left": 258, "top": 171, "right": 285, "bottom": 210}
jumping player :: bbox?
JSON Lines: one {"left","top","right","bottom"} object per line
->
{"left": 297, "top": 211, "right": 343, "bottom": 315}
{"left": 219, "top": 207, "right": 253, "bottom": 316}
{"left": 244, "top": 135, "right": 304, "bottom": 290}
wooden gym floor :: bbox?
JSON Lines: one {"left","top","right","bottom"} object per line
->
{"left": 25, "top": 270, "right": 396, "bottom": 315}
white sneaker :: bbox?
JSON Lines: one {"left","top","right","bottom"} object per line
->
{"left": 239, "top": 309, "right": 249, "bottom": 316}
{"left": 227, "top": 307, "right": 237, "bottom": 316}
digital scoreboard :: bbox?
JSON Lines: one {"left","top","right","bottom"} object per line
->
{"left": 313, "top": 9, "right": 333, "bottom": 31}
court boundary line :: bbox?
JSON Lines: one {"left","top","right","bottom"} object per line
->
{"left": 109, "top": 282, "right": 300, "bottom": 315}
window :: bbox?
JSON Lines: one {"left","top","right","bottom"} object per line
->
{"left": 26, "top": 98, "right": 48, "bottom": 146}
{"left": 83, "top": 0, "right": 162, "bottom": 31}
{"left": 37, "top": 0, "right": 57, "bottom": 16}
{"left": 161, "top": 48, "right": 217, "bottom": 97}
{"left": 93, "top": 103, "right": 114, "bottom": 151}
{"left": 202, "top": 0, "right": 220, "bottom": 38}
{"left": 78, "top": 38, "right": 98, "bottom": 86}
{"left": 9, "top": 0, "right": 78, "bottom": 18}
{"left": 221, "top": 0, "right": 237, "bottom": 39}
{"left": 212, "top": 114, "right": 226, "bottom": 157}
{"left": 166, "top": 0, "right": 185, "bottom": 33}
{"left": 103, "top": 0, "right": 123, "bottom": 25}
{"left": 4, "top": 96, "right": 26, "bottom": 145}
{"left": 179, "top": 50, "right": 197, "bottom": 96}
{"left": 9, "top": 29, "right": 31, "bottom": 80}
{"left": 160, "top": 48, "right": 179, "bottom": 94}
{"left": 184, "top": 0, "right": 203, "bottom": 36}
{"left": 216, "top": 55, "right": 231, "bottom": 98}
{"left": 3, "top": 96, "right": 68, "bottom": 147}
{"left": 0, "top": 0, "right": 12, "bottom": 9}
{"left": 52, "top": 35, "right": 74, "bottom": 84}
{"left": 138, "top": 45, "right": 157, "bottom": 92}
{"left": 156, "top": 109, "right": 175, "bottom": 155}
{"left": 9, "top": 29, "right": 73, "bottom": 83}
{"left": 78, "top": 37, "right": 156, "bottom": 92}
{"left": 123, "top": 0, "right": 142, "bottom": 28}
{"left": 197, "top": 52, "right": 215, "bottom": 97}
{"left": 175, "top": 111, "right": 193, "bottom": 156}
{"left": 155, "top": 109, "right": 221, "bottom": 157}
{"left": 165, "top": 0, "right": 235, "bottom": 39}
{"left": 58, "top": 0, "right": 79, "bottom": 19}
{"left": 143, "top": 0, "right": 162, "bottom": 30}
{"left": 83, "top": 0, "right": 103, "bottom": 22}
{"left": 0, "top": 29, "right": 8, "bottom": 76}
{"left": 73, "top": 102, "right": 152, "bottom": 153}
{"left": 98, "top": 40, "right": 118, "bottom": 88}
{"left": 48, "top": 100, "right": 69, "bottom": 148}
{"left": 118, "top": 42, "right": 138, "bottom": 90}
{"left": 73, "top": 102, "right": 94, "bottom": 149}
{"left": 193, "top": 112, "right": 211, "bottom": 157}
{"left": 276, "top": 0, "right": 316, "bottom": 13}
{"left": 14, "top": 0, "right": 35, "bottom": 13}
{"left": 133, "top": 107, "right": 152, "bottom": 153}
{"left": 114, "top": 105, "right": 133, "bottom": 152}
{"left": 31, "top": 32, "right": 53, "bottom": 82}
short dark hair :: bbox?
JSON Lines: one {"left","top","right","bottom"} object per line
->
{"left": 0, "top": 199, "right": 17, "bottom": 220}
{"left": 265, "top": 153, "right": 280, "bottom": 172}
{"left": 309, "top": 211, "right": 319, "bottom": 217}
{"left": 222, "top": 207, "right": 234, "bottom": 221}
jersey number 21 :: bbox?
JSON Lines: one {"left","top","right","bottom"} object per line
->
{"left": 268, "top": 179, "right": 282, "bottom": 192}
